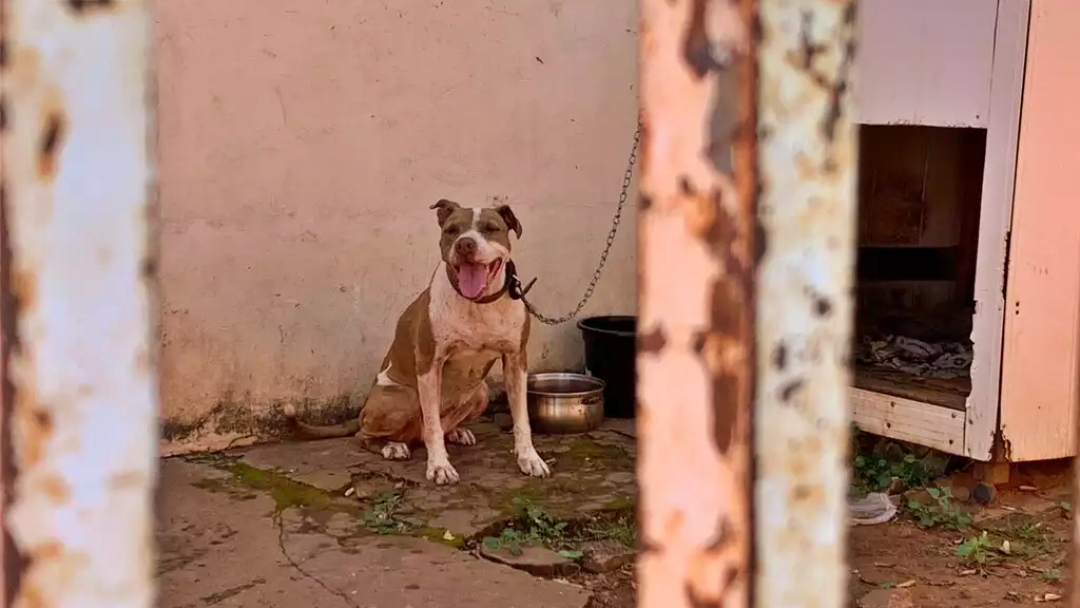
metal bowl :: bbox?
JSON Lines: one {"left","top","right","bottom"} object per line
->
{"left": 526, "top": 372, "right": 606, "bottom": 435}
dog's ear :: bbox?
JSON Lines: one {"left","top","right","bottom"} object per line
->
{"left": 430, "top": 199, "right": 460, "bottom": 226}
{"left": 495, "top": 204, "right": 522, "bottom": 239}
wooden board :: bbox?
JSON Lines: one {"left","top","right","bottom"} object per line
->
{"left": 850, "top": 388, "right": 967, "bottom": 456}
{"left": 999, "top": 0, "right": 1080, "bottom": 462}
{"left": 966, "top": 0, "right": 1032, "bottom": 461}
{"left": 855, "top": 0, "right": 997, "bottom": 127}
{"left": 854, "top": 364, "right": 969, "bottom": 411}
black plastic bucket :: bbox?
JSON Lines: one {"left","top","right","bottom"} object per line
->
{"left": 577, "top": 315, "right": 636, "bottom": 418}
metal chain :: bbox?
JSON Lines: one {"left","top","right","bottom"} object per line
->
{"left": 521, "top": 124, "right": 641, "bottom": 325}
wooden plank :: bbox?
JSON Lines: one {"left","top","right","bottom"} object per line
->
{"left": 999, "top": 0, "right": 1080, "bottom": 462}
{"left": 854, "top": 0, "right": 997, "bottom": 127}
{"left": 966, "top": 0, "right": 1030, "bottom": 461}
{"left": 851, "top": 388, "right": 967, "bottom": 456}
{"left": 854, "top": 365, "right": 969, "bottom": 412}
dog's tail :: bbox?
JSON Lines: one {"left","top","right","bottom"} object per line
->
{"left": 282, "top": 403, "right": 361, "bottom": 439}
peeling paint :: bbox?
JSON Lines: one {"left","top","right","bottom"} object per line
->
{"left": 637, "top": 0, "right": 756, "bottom": 605}
{"left": 754, "top": 0, "right": 856, "bottom": 608}
{"left": 0, "top": 1, "right": 157, "bottom": 607}
{"left": 640, "top": 0, "right": 854, "bottom": 605}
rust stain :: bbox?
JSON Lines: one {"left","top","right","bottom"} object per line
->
{"left": 17, "top": 402, "right": 50, "bottom": 468}
{"left": 32, "top": 409, "right": 51, "bottom": 433}
{"left": 31, "top": 541, "right": 62, "bottom": 563}
{"left": 20, "top": 583, "right": 46, "bottom": 608}
{"left": 39, "top": 475, "right": 69, "bottom": 501}
{"left": 771, "top": 342, "right": 787, "bottom": 370}
{"left": 638, "top": 326, "right": 668, "bottom": 353}
{"left": 66, "top": 0, "right": 116, "bottom": 14}
{"left": 683, "top": 0, "right": 722, "bottom": 78}
{"left": 10, "top": 268, "right": 35, "bottom": 313}
{"left": 37, "top": 111, "right": 65, "bottom": 181}
{"left": 639, "top": 0, "right": 757, "bottom": 604}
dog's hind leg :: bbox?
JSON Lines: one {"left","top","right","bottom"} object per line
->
{"left": 357, "top": 384, "right": 422, "bottom": 461}
{"left": 444, "top": 382, "right": 489, "bottom": 446}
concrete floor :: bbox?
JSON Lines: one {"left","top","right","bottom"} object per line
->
{"left": 157, "top": 420, "right": 638, "bottom": 608}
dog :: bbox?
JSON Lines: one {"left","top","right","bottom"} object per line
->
{"left": 283, "top": 199, "right": 550, "bottom": 485}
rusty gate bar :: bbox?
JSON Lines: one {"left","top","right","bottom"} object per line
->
{"left": 0, "top": 1, "right": 157, "bottom": 608}
{"left": 753, "top": 0, "right": 856, "bottom": 606}
{"left": 636, "top": 0, "right": 757, "bottom": 605}
{"left": 637, "top": 0, "right": 856, "bottom": 605}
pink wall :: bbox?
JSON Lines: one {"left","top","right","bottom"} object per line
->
{"left": 999, "top": 0, "right": 1080, "bottom": 460}
{"left": 155, "top": 0, "right": 639, "bottom": 452}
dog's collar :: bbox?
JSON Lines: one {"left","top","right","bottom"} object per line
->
{"left": 446, "top": 260, "right": 514, "bottom": 304}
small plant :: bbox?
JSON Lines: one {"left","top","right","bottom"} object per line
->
{"left": 363, "top": 490, "right": 409, "bottom": 534}
{"left": 482, "top": 503, "right": 575, "bottom": 556}
{"left": 852, "top": 450, "right": 944, "bottom": 495}
{"left": 956, "top": 531, "right": 995, "bottom": 565}
{"left": 1013, "top": 520, "right": 1045, "bottom": 541}
{"left": 522, "top": 504, "right": 570, "bottom": 545}
{"left": 988, "top": 513, "right": 1055, "bottom": 559}
{"left": 907, "top": 487, "right": 973, "bottom": 530}
{"left": 483, "top": 528, "right": 530, "bottom": 556}
{"left": 1041, "top": 568, "right": 1062, "bottom": 583}
{"left": 585, "top": 512, "right": 637, "bottom": 548}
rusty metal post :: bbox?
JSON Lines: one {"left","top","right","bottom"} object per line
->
{"left": 0, "top": 1, "right": 158, "bottom": 608}
{"left": 637, "top": 0, "right": 856, "bottom": 606}
{"left": 753, "top": 0, "right": 856, "bottom": 607}
{"left": 637, "top": 0, "right": 757, "bottom": 605}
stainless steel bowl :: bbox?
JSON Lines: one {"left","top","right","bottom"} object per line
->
{"left": 526, "top": 372, "right": 606, "bottom": 435}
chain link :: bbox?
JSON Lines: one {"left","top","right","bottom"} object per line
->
{"left": 520, "top": 124, "right": 641, "bottom": 325}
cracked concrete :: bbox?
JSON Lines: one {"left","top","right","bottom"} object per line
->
{"left": 157, "top": 419, "right": 638, "bottom": 608}
{"left": 237, "top": 420, "right": 637, "bottom": 536}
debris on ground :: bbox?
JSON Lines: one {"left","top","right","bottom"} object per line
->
{"left": 164, "top": 420, "right": 1075, "bottom": 608}
{"left": 850, "top": 492, "right": 898, "bottom": 526}
{"left": 480, "top": 544, "right": 579, "bottom": 576}
{"left": 858, "top": 587, "right": 915, "bottom": 608}
{"left": 580, "top": 539, "right": 635, "bottom": 574}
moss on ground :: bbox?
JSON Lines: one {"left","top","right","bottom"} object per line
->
{"left": 561, "top": 438, "right": 628, "bottom": 463}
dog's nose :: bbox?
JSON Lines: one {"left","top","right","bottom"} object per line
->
{"left": 455, "top": 237, "right": 477, "bottom": 259}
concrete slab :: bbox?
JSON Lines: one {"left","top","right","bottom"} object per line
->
{"left": 158, "top": 458, "right": 590, "bottom": 608}
{"left": 235, "top": 421, "right": 637, "bottom": 538}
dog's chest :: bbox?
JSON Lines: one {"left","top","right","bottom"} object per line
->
{"left": 430, "top": 298, "right": 526, "bottom": 354}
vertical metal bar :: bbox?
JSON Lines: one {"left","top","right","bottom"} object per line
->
{"left": 0, "top": 2, "right": 157, "bottom": 608}
{"left": 638, "top": 0, "right": 856, "bottom": 606}
{"left": 637, "top": 0, "right": 757, "bottom": 605}
{"left": 754, "top": 0, "right": 856, "bottom": 607}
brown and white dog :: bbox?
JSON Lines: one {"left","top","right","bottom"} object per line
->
{"left": 284, "top": 199, "right": 550, "bottom": 485}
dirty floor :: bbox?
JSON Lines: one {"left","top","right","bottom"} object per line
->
{"left": 157, "top": 419, "right": 1075, "bottom": 608}
{"left": 158, "top": 419, "right": 637, "bottom": 608}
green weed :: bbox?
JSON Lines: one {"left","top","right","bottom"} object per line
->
{"left": 956, "top": 531, "right": 995, "bottom": 565}
{"left": 363, "top": 490, "right": 410, "bottom": 535}
{"left": 907, "top": 487, "right": 972, "bottom": 530}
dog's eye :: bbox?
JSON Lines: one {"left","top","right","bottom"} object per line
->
{"left": 444, "top": 226, "right": 461, "bottom": 237}
{"left": 478, "top": 223, "right": 499, "bottom": 233}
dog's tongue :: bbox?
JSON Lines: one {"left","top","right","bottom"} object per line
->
{"left": 457, "top": 263, "right": 488, "bottom": 299}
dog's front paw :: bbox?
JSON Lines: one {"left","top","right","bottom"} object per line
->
{"left": 426, "top": 458, "right": 460, "bottom": 485}
{"left": 446, "top": 428, "right": 477, "bottom": 446}
{"left": 516, "top": 447, "right": 550, "bottom": 478}
{"left": 380, "top": 442, "right": 411, "bottom": 460}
